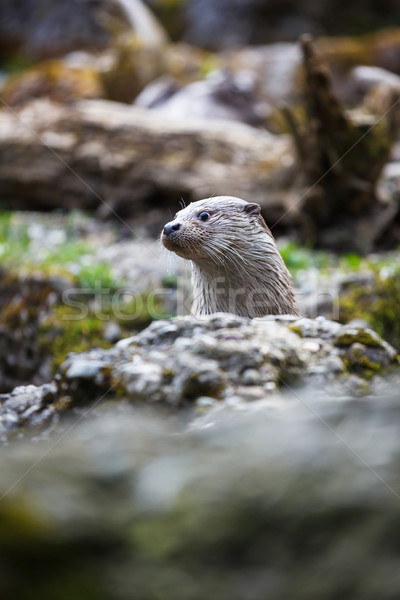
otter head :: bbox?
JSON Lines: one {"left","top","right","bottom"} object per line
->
{"left": 161, "top": 196, "right": 300, "bottom": 317}
{"left": 161, "top": 196, "right": 269, "bottom": 266}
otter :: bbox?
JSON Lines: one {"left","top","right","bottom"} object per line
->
{"left": 161, "top": 196, "right": 301, "bottom": 318}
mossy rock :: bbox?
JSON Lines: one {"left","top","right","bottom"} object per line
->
{"left": 0, "top": 267, "right": 166, "bottom": 392}
{"left": 334, "top": 327, "right": 386, "bottom": 349}
{"left": 338, "top": 269, "right": 400, "bottom": 350}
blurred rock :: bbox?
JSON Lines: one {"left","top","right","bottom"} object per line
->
{"left": 347, "top": 65, "right": 400, "bottom": 105}
{"left": 338, "top": 266, "right": 400, "bottom": 350}
{"left": 135, "top": 70, "right": 266, "bottom": 126}
{"left": 1, "top": 386, "right": 400, "bottom": 597}
{"left": 221, "top": 43, "right": 302, "bottom": 107}
{"left": 0, "top": 270, "right": 67, "bottom": 393}
{"left": 0, "top": 383, "right": 57, "bottom": 443}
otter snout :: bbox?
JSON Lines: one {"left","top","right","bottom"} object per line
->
{"left": 163, "top": 221, "right": 181, "bottom": 236}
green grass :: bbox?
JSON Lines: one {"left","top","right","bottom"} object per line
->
{"left": 280, "top": 239, "right": 400, "bottom": 277}
{"left": 0, "top": 211, "right": 31, "bottom": 260}
{"left": 278, "top": 240, "right": 331, "bottom": 273}
{"left": 0, "top": 210, "right": 118, "bottom": 289}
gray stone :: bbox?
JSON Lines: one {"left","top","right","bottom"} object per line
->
{"left": 1, "top": 391, "right": 400, "bottom": 597}
{"left": 1, "top": 314, "right": 398, "bottom": 441}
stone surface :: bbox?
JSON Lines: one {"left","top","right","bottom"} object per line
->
{"left": 135, "top": 70, "right": 267, "bottom": 125}
{"left": 1, "top": 387, "right": 400, "bottom": 598}
{"left": 0, "top": 314, "right": 398, "bottom": 441}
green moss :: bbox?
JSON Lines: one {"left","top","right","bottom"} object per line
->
{"left": 0, "top": 500, "right": 49, "bottom": 544}
{"left": 40, "top": 288, "right": 171, "bottom": 372}
{"left": 0, "top": 211, "right": 30, "bottom": 260}
{"left": 76, "top": 262, "right": 117, "bottom": 290}
{"left": 339, "top": 268, "right": 400, "bottom": 349}
{"left": 342, "top": 354, "right": 384, "bottom": 377}
{"left": 342, "top": 253, "right": 363, "bottom": 269}
{"left": 39, "top": 305, "right": 112, "bottom": 372}
{"left": 1, "top": 55, "right": 34, "bottom": 75}
{"left": 334, "top": 329, "right": 383, "bottom": 348}
{"left": 288, "top": 325, "right": 303, "bottom": 337}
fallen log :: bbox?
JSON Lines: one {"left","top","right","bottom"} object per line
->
{"left": 0, "top": 98, "right": 294, "bottom": 220}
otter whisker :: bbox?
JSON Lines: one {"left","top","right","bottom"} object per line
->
{"left": 213, "top": 240, "right": 248, "bottom": 266}
{"left": 206, "top": 239, "right": 247, "bottom": 272}
{"left": 204, "top": 239, "right": 247, "bottom": 275}
{"left": 200, "top": 242, "right": 222, "bottom": 268}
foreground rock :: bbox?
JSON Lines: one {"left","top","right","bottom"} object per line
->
{"left": 1, "top": 314, "right": 398, "bottom": 441}
{"left": 0, "top": 98, "right": 292, "bottom": 215}
{"left": 1, "top": 386, "right": 400, "bottom": 598}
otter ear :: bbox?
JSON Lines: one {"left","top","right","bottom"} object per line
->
{"left": 243, "top": 203, "right": 261, "bottom": 216}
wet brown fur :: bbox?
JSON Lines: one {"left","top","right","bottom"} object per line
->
{"left": 162, "top": 196, "right": 301, "bottom": 318}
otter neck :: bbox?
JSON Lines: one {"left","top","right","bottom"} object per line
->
{"left": 190, "top": 256, "right": 300, "bottom": 318}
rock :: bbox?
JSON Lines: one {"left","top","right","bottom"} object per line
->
{"left": 338, "top": 266, "right": 400, "bottom": 350}
{"left": 56, "top": 314, "right": 400, "bottom": 403}
{"left": 2, "top": 389, "right": 400, "bottom": 597}
{"left": 221, "top": 42, "right": 302, "bottom": 107}
{"left": 0, "top": 383, "right": 57, "bottom": 443}
{"left": 0, "top": 97, "right": 293, "bottom": 214}
{"left": 135, "top": 70, "right": 266, "bottom": 126}
{"left": 0, "top": 246, "right": 178, "bottom": 393}
{"left": 0, "top": 0, "right": 169, "bottom": 106}
{"left": 347, "top": 65, "right": 400, "bottom": 104}
{"left": 0, "top": 314, "right": 397, "bottom": 441}
{"left": 378, "top": 161, "right": 400, "bottom": 205}
{"left": 0, "top": 270, "right": 67, "bottom": 393}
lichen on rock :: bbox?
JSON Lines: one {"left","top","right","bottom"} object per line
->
{"left": 1, "top": 314, "right": 397, "bottom": 442}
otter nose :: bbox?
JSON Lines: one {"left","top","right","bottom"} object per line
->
{"left": 163, "top": 221, "right": 181, "bottom": 236}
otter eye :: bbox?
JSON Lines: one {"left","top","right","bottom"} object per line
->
{"left": 198, "top": 211, "right": 210, "bottom": 222}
